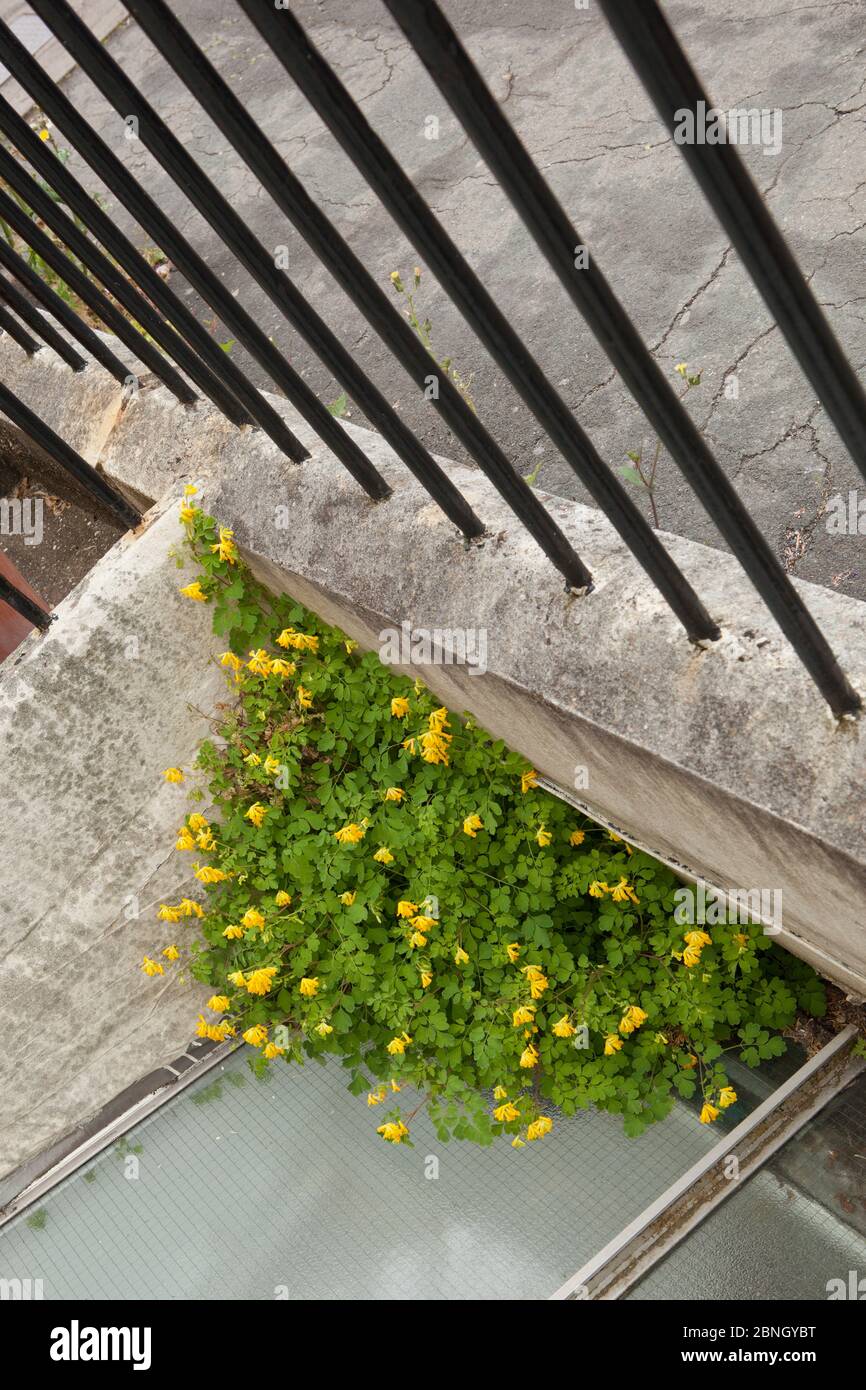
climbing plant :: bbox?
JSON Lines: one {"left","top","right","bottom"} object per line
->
{"left": 147, "top": 491, "right": 826, "bottom": 1148}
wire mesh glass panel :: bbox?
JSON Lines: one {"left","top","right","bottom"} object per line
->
{"left": 0, "top": 1045, "right": 739, "bottom": 1302}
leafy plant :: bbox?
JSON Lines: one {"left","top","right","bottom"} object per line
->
{"left": 620, "top": 362, "right": 702, "bottom": 527}
{"left": 390, "top": 266, "right": 476, "bottom": 412}
{"left": 152, "top": 498, "right": 827, "bottom": 1147}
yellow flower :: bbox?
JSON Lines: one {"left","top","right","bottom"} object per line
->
{"left": 390, "top": 696, "right": 410, "bottom": 718}
{"left": 242, "top": 1024, "right": 268, "bottom": 1047}
{"left": 506, "top": 942, "right": 521, "bottom": 963}
{"left": 227, "top": 970, "right": 247, "bottom": 987}
{"left": 206, "top": 995, "right": 230, "bottom": 1012}
{"left": 175, "top": 828, "right": 195, "bottom": 851}
{"left": 589, "top": 880, "right": 610, "bottom": 898}
{"left": 387, "top": 1032, "right": 412, "bottom": 1055}
{"left": 179, "top": 502, "right": 198, "bottom": 525}
{"left": 38, "top": 127, "right": 51, "bottom": 141}
{"left": 377, "top": 1121, "right": 409, "bottom": 1144}
{"left": 428, "top": 706, "right": 449, "bottom": 732}
{"left": 536, "top": 824, "right": 552, "bottom": 847}
{"left": 367, "top": 1087, "right": 387, "bottom": 1106}
{"left": 247, "top": 649, "right": 273, "bottom": 676}
{"left": 196, "top": 828, "right": 215, "bottom": 851}
{"left": 315, "top": 1021, "right": 334, "bottom": 1037}
{"left": 519, "top": 1043, "right": 539, "bottom": 1069}
{"left": 520, "top": 769, "right": 537, "bottom": 793}
{"left": 141, "top": 956, "right": 163, "bottom": 977}
{"left": 734, "top": 932, "right": 749, "bottom": 951}
{"left": 529, "top": 974, "right": 549, "bottom": 1000}
{"left": 208, "top": 1022, "right": 235, "bottom": 1042}
{"left": 162, "top": 945, "right": 179, "bottom": 961}
{"left": 718, "top": 1086, "right": 737, "bottom": 1109}
{"left": 402, "top": 737, "right": 417, "bottom": 755}
{"left": 157, "top": 904, "right": 182, "bottom": 923}
{"left": 493, "top": 1085, "right": 508, "bottom": 1101}
{"left": 512, "top": 1005, "right": 535, "bottom": 1027}
{"left": 184, "top": 483, "right": 198, "bottom": 497}
{"left": 683, "top": 943, "right": 702, "bottom": 967}
{"left": 384, "top": 787, "right": 405, "bottom": 802}
{"left": 219, "top": 651, "right": 242, "bottom": 673}
{"left": 188, "top": 813, "right": 209, "bottom": 832}
{"left": 297, "top": 685, "right": 313, "bottom": 709}
{"left": 397, "top": 900, "right": 418, "bottom": 918}
{"left": 419, "top": 730, "right": 450, "bottom": 765}
{"left": 410, "top": 915, "right": 437, "bottom": 932}
{"left": 619, "top": 1005, "right": 648, "bottom": 1035}
{"left": 373, "top": 846, "right": 394, "bottom": 864}
{"left": 241, "top": 908, "right": 265, "bottom": 931}
{"left": 569, "top": 829, "right": 585, "bottom": 846}
{"left": 263, "top": 1042, "right": 284, "bottom": 1060}
{"left": 675, "top": 361, "right": 688, "bottom": 377}
{"left": 409, "top": 931, "right": 428, "bottom": 949}
{"left": 462, "top": 813, "right": 483, "bottom": 837}
{"left": 493, "top": 1101, "right": 520, "bottom": 1123}
{"left": 179, "top": 581, "right": 207, "bottom": 602}
{"left": 246, "top": 967, "right": 278, "bottom": 995}
{"left": 270, "top": 659, "right": 295, "bottom": 677}
{"left": 334, "top": 822, "right": 366, "bottom": 844}
{"left": 195, "top": 1014, "right": 209, "bottom": 1038}
{"left": 700, "top": 1102, "right": 720, "bottom": 1124}
{"left": 264, "top": 756, "right": 282, "bottom": 776}
{"left": 684, "top": 929, "right": 712, "bottom": 948}
{"left": 611, "top": 876, "right": 640, "bottom": 904}
{"left": 390, "top": 1079, "right": 401, "bottom": 1093}
{"left": 604, "top": 1033, "right": 623, "bottom": 1055}
{"left": 339, "top": 891, "right": 356, "bottom": 906}
{"left": 274, "top": 890, "right": 292, "bottom": 908}
{"left": 511, "top": 1137, "right": 525, "bottom": 1149}
{"left": 223, "top": 925, "right": 243, "bottom": 940}
{"left": 521, "top": 964, "right": 544, "bottom": 980}
{"left": 163, "top": 767, "right": 184, "bottom": 783}
{"left": 454, "top": 947, "right": 469, "bottom": 965}
{"left": 210, "top": 526, "right": 237, "bottom": 565}
{"left": 526, "top": 1115, "right": 553, "bottom": 1142}
{"left": 246, "top": 802, "right": 268, "bottom": 828}
{"left": 244, "top": 751, "right": 261, "bottom": 767}
{"left": 552, "top": 1015, "right": 576, "bottom": 1038}
{"left": 420, "top": 971, "right": 433, "bottom": 988}
{"left": 195, "top": 865, "right": 229, "bottom": 883}
{"left": 299, "top": 976, "right": 320, "bottom": 998}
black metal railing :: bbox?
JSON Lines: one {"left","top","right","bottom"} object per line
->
{"left": 0, "top": 0, "right": 861, "bottom": 717}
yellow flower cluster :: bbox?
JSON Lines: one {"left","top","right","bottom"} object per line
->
{"left": 682, "top": 929, "right": 712, "bottom": 968}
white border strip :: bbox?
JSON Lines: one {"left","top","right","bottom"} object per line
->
{"left": 0, "top": 1042, "right": 239, "bottom": 1229}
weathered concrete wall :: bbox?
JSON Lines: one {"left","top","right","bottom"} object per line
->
{"left": 0, "top": 495, "right": 218, "bottom": 1179}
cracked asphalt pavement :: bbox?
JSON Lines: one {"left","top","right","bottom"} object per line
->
{"left": 51, "top": 0, "right": 866, "bottom": 598}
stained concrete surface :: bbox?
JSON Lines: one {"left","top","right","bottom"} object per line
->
{"left": 34, "top": 0, "right": 866, "bottom": 601}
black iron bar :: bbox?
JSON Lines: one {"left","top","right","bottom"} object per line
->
{"left": 121, "top": 1, "right": 491, "bottom": 544}
{"left": 0, "top": 138, "right": 248, "bottom": 426}
{"left": 0, "top": 183, "right": 197, "bottom": 402}
{"left": 26, "top": 2, "right": 395, "bottom": 503}
{"left": 599, "top": 0, "right": 866, "bottom": 489}
{"left": 379, "top": 0, "right": 861, "bottom": 717}
{"left": 0, "top": 95, "right": 319, "bottom": 441}
{"left": 0, "top": 570, "right": 52, "bottom": 631}
{"left": 237, "top": 0, "right": 722, "bottom": 637}
{"left": 0, "top": 228, "right": 132, "bottom": 386}
{"left": 0, "top": 272, "right": 87, "bottom": 369}
{"left": 0, "top": 295, "right": 42, "bottom": 357}
{"left": 27, "top": 6, "right": 418, "bottom": 513}
{"left": 0, "top": 16, "right": 309, "bottom": 468}
{"left": 0, "top": 377, "right": 141, "bottom": 530}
